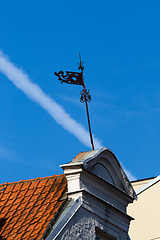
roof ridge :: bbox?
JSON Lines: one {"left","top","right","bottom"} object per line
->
{"left": 0, "top": 174, "right": 65, "bottom": 187}
{"left": 136, "top": 175, "right": 160, "bottom": 195}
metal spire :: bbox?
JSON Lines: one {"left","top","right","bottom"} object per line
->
{"left": 78, "top": 54, "right": 94, "bottom": 150}
{"left": 54, "top": 54, "right": 95, "bottom": 150}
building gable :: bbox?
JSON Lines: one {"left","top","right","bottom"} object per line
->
{"left": 62, "top": 148, "right": 136, "bottom": 200}
{"left": 0, "top": 148, "right": 136, "bottom": 240}
{"left": 46, "top": 148, "right": 136, "bottom": 240}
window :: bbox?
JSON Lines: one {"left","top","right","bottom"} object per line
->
{"left": 95, "top": 227, "right": 117, "bottom": 240}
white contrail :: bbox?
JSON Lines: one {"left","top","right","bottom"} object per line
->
{"left": 0, "top": 50, "right": 137, "bottom": 180}
{"left": 0, "top": 50, "right": 103, "bottom": 149}
{"left": 120, "top": 163, "right": 136, "bottom": 181}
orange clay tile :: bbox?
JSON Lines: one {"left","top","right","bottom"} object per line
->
{"left": 0, "top": 174, "right": 67, "bottom": 240}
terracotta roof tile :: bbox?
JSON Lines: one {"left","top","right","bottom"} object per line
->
{"left": 2, "top": 184, "right": 14, "bottom": 194}
{"left": 20, "top": 182, "right": 31, "bottom": 191}
{"left": 0, "top": 174, "right": 67, "bottom": 239}
{"left": 13, "top": 232, "right": 24, "bottom": 240}
{"left": 12, "top": 183, "right": 23, "bottom": 192}
{"left": 28, "top": 180, "right": 39, "bottom": 189}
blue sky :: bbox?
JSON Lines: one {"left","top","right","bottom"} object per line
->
{"left": 0, "top": 1, "right": 160, "bottom": 183}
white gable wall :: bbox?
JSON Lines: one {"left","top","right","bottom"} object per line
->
{"left": 56, "top": 191, "right": 131, "bottom": 240}
{"left": 47, "top": 148, "right": 136, "bottom": 240}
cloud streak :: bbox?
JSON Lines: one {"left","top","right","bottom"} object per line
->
{"left": 120, "top": 162, "right": 136, "bottom": 181}
{"left": 0, "top": 50, "right": 137, "bottom": 181}
{"left": 0, "top": 50, "right": 103, "bottom": 149}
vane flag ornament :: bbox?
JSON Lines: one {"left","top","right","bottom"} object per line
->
{"left": 54, "top": 54, "right": 95, "bottom": 150}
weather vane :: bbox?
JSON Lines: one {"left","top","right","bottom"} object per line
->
{"left": 54, "top": 54, "right": 94, "bottom": 150}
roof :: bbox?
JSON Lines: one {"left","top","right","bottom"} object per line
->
{"left": 131, "top": 176, "right": 156, "bottom": 192}
{"left": 136, "top": 175, "right": 160, "bottom": 195}
{"left": 131, "top": 176, "right": 155, "bottom": 183}
{"left": 0, "top": 148, "right": 136, "bottom": 239}
{"left": 0, "top": 174, "right": 67, "bottom": 240}
{"left": 69, "top": 149, "right": 100, "bottom": 164}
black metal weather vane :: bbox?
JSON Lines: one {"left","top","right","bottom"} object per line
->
{"left": 54, "top": 71, "right": 83, "bottom": 85}
{"left": 54, "top": 54, "right": 95, "bottom": 150}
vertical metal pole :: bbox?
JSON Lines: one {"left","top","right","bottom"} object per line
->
{"left": 81, "top": 71, "right": 95, "bottom": 150}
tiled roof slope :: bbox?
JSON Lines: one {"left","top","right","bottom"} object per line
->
{"left": 0, "top": 174, "right": 67, "bottom": 240}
